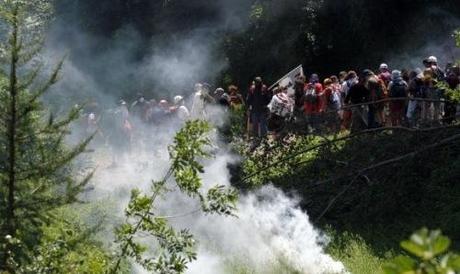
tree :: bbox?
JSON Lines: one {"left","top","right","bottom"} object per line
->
{"left": 0, "top": 0, "right": 92, "bottom": 271}
{"left": 110, "top": 120, "right": 238, "bottom": 274}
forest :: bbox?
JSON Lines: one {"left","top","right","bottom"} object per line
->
{"left": 1, "top": 0, "right": 460, "bottom": 273}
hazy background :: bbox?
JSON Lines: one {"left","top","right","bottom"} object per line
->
{"left": 47, "top": 0, "right": 460, "bottom": 110}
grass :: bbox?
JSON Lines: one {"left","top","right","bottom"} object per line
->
{"left": 223, "top": 257, "right": 301, "bottom": 274}
{"left": 222, "top": 233, "right": 388, "bottom": 274}
{"left": 326, "top": 230, "right": 394, "bottom": 274}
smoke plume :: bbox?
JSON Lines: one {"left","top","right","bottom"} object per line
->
{"left": 41, "top": 1, "right": 347, "bottom": 273}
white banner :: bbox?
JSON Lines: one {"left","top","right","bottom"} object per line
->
{"left": 269, "top": 65, "right": 304, "bottom": 96}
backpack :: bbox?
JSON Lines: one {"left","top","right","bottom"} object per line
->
{"left": 330, "top": 91, "right": 341, "bottom": 110}
{"left": 304, "top": 87, "right": 318, "bottom": 104}
{"left": 390, "top": 81, "right": 407, "bottom": 98}
{"left": 368, "top": 79, "right": 384, "bottom": 101}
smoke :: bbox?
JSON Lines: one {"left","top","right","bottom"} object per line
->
{"left": 43, "top": 0, "right": 257, "bottom": 109}
{"left": 85, "top": 131, "right": 345, "bottom": 274}
{"left": 188, "top": 185, "right": 345, "bottom": 274}
{"left": 38, "top": 1, "right": 347, "bottom": 273}
{"left": 386, "top": 6, "right": 460, "bottom": 71}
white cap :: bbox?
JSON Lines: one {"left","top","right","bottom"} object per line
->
{"left": 174, "top": 95, "right": 184, "bottom": 105}
{"left": 428, "top": 56, "right": 438, "bottom": 63}
{"left": 380, "top": 63, "right": 388, "bottom": 70}
{"left": 194, "top": 83, "right": 203, "bottom": 91}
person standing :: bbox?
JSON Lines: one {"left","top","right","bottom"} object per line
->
{"left": 421, "top": 69, "right": 440, "bottom": 125}
{"left": 341, "top": 71, "right": 359, "bottom": 130}
{"left": 172, "top": 95, "right": 190, "bottom": 122}
{"left": 228, "top": 85, "right": 245, "bottom": 110}
{"left": 345, "top": 74, "right": 370, "bottom": 132}
{"left": 378, "top": 63, "right": 392, "bottom": 87}
{"left": 388, "top": 70, "right": 408, "bottom": 126}
{"left": 303, "top": 74, "right": 323, "bottom": 133}
{"left": 131, "top": 94, "right": 149, "bottom": 123}
{"left": 107, "top": 100, "right": 132, "bottom": 167}
{"left": 191, "top": 83, "right": 215, "bottom": 119}
{"left": 267, "top": 86, "right": 294, "bottom": 138}
{"left": 247, "top": 77, "right": 271, "bottom": 138}
{"left": 406, "top": 69, "right": 425, "bottom": 127}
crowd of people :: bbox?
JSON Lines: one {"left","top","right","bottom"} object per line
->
{"left": 79, "top": 81, "right": 247, "bottom": 164}
{"left": 246, "top": 56, "right": 460, "bottom": 138}
{"left": 81, "top": 55, "right": 460, "bottom": 155}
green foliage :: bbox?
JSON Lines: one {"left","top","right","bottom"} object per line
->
{"left": 169, "top": 120, "right": 212, "bottom": 196}
{"left": 249, "top": 2, "right": 265, "bottom": 23}
{"left": 20, "top": 204, "right": 121, "bottom": 274}
{"left": 222, "top": 0, "right": 320, "bottom": 87}
{"left": 437, "top": 81, "right": 460, "bottom": 103}
{"left": 222, "top": 254, "right": 301, "bottom": 274}
{"left": 230, "top": 108, "right": 248, "bottom": 139}
{"left": 239, "top": 134, "right": 335, "bottom": 188}
{"left": 454, "top": 30, "right": 460, "bottom": 48}
{"left": 0, "top": 0, "right": 93, "bottom": 271}
{"left": 236, "top": 125, "right": 460, "bottom": 260}
{"left": 383, "top": 228, "right": 460, "bottom": 274}
{"left": 327, "top": 231, "right": 386, "bottom": 274}
{"left": 219, "top": 107, "right": 247, "bottom": 143}
{"left": 111, "top": 120, "right": 238, "bottom": 274}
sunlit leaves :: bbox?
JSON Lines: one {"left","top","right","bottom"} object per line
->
{"left": 249, "top": 3, "right": 264, "bottom": 22}
{"left": 382, "top": 228, "right": 460, "bottom": 274}
{"left": 169, "top": 120, "right": 210, "bottom": 196}
{"left": 402, "top": 229, "right": 450, "bottom": 260}
{"left": 454, "top": 29, "right": 460, "bottom": 48}
{"left": 437, "top": 81, "right": 460, "bottom": 104}
{"left": 20, "top": 205, "right": 116, "bottom": 274}
{"left": 113, "top": 120, "right": 238, "bottom": 273}
{"left": 202, "top": 185, "right": 238, "bottom": 216}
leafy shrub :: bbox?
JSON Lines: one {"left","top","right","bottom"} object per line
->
{"left": 383, "top": 228, "right": 460, "bottom": 274}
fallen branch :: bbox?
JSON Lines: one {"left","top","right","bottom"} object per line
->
{"left": 241, "top": 124, "right": 460, "bottom": 184}
{"left": 310, "top": 132, "right": 460, "bottom": 188}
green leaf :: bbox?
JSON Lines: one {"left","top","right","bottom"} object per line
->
{"left": 393, "top": 255, "right": 417, "bottom": 270}
{"left": 433, "top": 235, "right": 451, "bottom": 256}
{"left": 447, "top": 254, "right": 460, "bottom": 269}
{"left": 401, "top": 240, "right": 426, "bottom": 258}
{"left": 382, "top": 255, "right": 417, "bottom": 274}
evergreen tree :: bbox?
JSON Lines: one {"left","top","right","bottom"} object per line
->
{"left": 0, "top": 0, "right": 92, "bottom": 271}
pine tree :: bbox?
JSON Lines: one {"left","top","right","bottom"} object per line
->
{"left": 0, "top": 1, "right": 92, "bottom": 271}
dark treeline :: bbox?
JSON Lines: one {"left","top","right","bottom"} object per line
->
{"left": 54, "top": 0, "right": 460, "bottom": 94}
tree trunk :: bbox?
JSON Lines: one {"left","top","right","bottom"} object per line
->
{"left": 2, "top": 6, "right": 19, "bottom": 272}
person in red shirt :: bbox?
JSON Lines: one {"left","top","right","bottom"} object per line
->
{"left": 319, "top": 78, "right": 333, "bottom": 113}
{"left": 378, "top": 63, "right": 392, "bottom": 87}
{"left": 304, "top": 74, "right": 323, "bottom": 133}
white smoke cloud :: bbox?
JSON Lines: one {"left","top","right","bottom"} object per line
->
{"left": 40, "top": 2, "right": 347, "bottom": 273}
{"left": 83, "top": 127, "right": 346, "bottom": 274}
{"left": 188, "top": 185, "right": 346, "bottom": 274}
